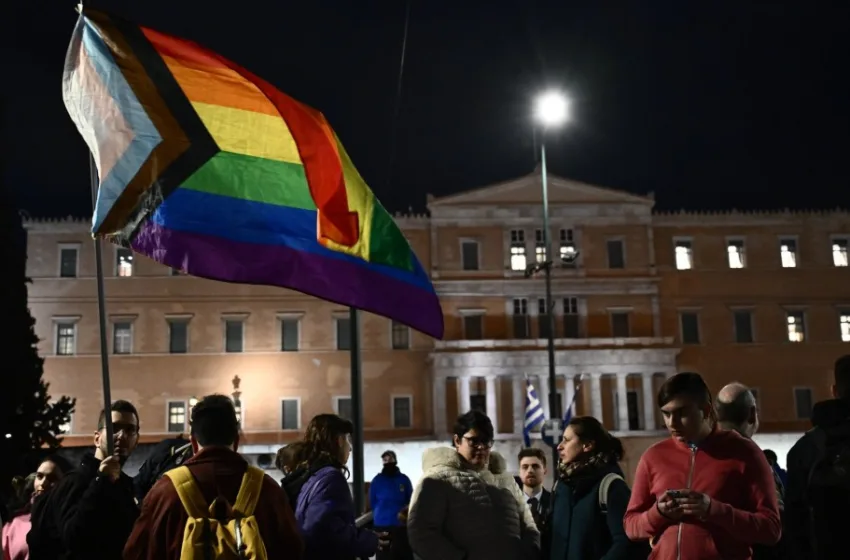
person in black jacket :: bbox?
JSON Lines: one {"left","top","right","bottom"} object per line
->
{"left": 27, "top": 400, "right": 141, "bottom": 560}
{"left": 132, "top": 436, "right": 193, "bottom": 503}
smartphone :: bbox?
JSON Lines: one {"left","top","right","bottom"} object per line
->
{"left": 666, "top": 489, "right": 684, "bottom": 498}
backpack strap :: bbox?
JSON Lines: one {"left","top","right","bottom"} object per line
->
{"left": 165, "top": 466, "right": 208, "bottom": 518}
{"left": 598, "top": 473, "right": 624, "bottom": 513}
{"left": 233, "top": 465, "right": 265, "bottom": 516}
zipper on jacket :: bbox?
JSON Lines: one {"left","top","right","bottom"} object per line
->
{"left": 676, "top": 443, "right": 698, "bottom": 560}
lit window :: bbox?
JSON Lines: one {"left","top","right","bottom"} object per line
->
{"left": 559, "top": 229, "right": 577, "bottom": 266}
{"left": 786, "top": 312, "right": 805, "bottom": 342}
{"left": 113, "top": 322, "right": 132, "bottom": 354}
{"left": 510, "top": 230, "right": 527, "bottom": 271}
{"left": 840, "top": 314, "right": 850, "bottom": 342}
{"left": 56, "top": 323, "right": 76, "bottom": 355}
{"left": 535, "top": 229, "right": 547, "bottom": 263}
{"left": 167, "top": 402, "right": 187, "bottom": 432}
{"left": 116, "top": 247, "right": 134, "bottom": 277}
{"left": 780, "top": 238, "right": 797, "bottom": 268}
{"left": 674, "top": 240, "right": 693, "bottom": 270}
{"left": 833, "top": 239, "right": 849, "bottom": 267}
{"left": 727, "top": 240, "right": 746, "bottom": 269}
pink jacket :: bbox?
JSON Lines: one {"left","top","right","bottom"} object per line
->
{"left": 2, "top": 513, "right": 31, "bottom": 560}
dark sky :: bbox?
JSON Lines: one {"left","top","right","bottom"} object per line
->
{"left": 3, "top": 0, "right": 848, "bottom": 217}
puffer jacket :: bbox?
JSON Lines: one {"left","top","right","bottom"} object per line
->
{"left": 407, "top": 447, "right": 540, "bottom": 560}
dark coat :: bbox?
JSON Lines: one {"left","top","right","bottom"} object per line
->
{"left": 548, "top": 463, "right": 635, "bottom": 560}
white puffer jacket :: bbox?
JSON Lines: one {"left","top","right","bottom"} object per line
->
{"left": 407, "top": 447, "right": 540, "bottom": 560}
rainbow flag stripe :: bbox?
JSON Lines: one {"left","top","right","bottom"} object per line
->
{"left": 62, "top": 9, "right": 444, "bottom": 339}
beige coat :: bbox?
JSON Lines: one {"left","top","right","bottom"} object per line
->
{"left": 407, "top": 447, "right": 540, "bottom": 560}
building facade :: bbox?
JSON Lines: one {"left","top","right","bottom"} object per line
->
{"left": 25, "top": 171, "right": 850, "bottom": 469}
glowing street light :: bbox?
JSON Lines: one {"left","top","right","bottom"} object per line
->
{"left": 535, "top": 91, "right": 570, "bottom": 128}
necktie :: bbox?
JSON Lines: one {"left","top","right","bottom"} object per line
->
{"left": 528, "top": 497, "right": 542, "bottom": 526}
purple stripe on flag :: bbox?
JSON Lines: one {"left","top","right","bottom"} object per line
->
{"left": 131, "top": 220, "right": 444, "bottom": 339}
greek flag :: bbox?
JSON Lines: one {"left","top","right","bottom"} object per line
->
{"left": 523, "top": 379, "right": 545, "bottom": 447}
{"left": 562, "top": 376, "right": 583, "bottom": 425}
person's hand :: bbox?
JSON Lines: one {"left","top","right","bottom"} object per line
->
{"left": 375, "top": 531, "right": 390, "bottom": 549}
{"left": 656, "top": 491, "right": 684, "bottom": 521}
{"left": 678, "top": 491, "right": 711, "bottom": 519}
{"left": 98, "top": 454, "right": 122, "bottom": 482}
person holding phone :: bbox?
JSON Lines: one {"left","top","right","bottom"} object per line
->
{"left": 623, "top": 373, "right": 781, "bottom": 559}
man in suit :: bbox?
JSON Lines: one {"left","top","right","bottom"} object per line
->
{"left": 517, "top": 448, "right": 551, "bottom": 530}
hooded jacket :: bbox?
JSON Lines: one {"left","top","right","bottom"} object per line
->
{"left": 407, "top": 447, "right": 540, "bottom": 560}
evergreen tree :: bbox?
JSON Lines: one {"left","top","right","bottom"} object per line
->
{"left": 0, "top": 184, "right": 75, "bottom": 509}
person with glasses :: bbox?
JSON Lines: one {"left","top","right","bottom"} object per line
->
{"left": 408, "top": 410, "right": 540, "bottom": 560}
{"left": 28, "top": 400, "right": 141, "bottom": 560}
{"left": 289, "top": 414, "right": 385, "bottom": 560}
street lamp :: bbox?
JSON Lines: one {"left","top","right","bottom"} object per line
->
{"left": 532, "top": 91, "right": 570, "bottom": 457}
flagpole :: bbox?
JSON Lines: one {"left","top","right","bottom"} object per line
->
{"left": 349, "top": 307, "right": 365, "bottom": 514}
{"left": 89, "top": 154, "right": 115, "bottom": 454}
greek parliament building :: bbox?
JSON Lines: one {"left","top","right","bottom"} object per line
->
{"left": 25, "top": 170, "right": 850, "bottom": 483}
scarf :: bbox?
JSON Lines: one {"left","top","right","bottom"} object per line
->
{"left": 557, "top": 450, "right": 616, "bottom": 482}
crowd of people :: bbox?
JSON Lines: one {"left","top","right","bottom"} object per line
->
{"left": 1, "top": 354, "right": 848, "bottom": 559}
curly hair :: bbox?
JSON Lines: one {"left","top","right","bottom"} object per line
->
{"left": 298, "top": 414, "right": 353, "bottom": 477}
{"left": 275, "top": 441, "right": 306, "bottom": 473}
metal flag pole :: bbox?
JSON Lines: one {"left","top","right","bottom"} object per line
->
{"left": 349, "top": 307, "right": 365, "bottom": 514}
{"left": 88, "top": 154, "right": 115, "bottom": 454}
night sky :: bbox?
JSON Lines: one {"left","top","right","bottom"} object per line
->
{"left": 3, "top": 1, "right": 848, "bottom": 218}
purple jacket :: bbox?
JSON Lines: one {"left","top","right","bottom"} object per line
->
{"left": 295, "top": 466, "right": 379, "bottom": 560}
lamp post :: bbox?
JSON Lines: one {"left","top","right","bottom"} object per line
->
{"left": 532, "top": 91, "right": 570, "bottom": 462}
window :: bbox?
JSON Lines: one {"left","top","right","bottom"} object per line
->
{"left": 470, "top": 394, "right": 486, "bottom": 414}
{"left": 779, "top": 238, "right": 797, "bottom": 268}
{"left": 112, "top": 322, "right": 132, "bottom": 354}
{"left": 607, "top": 240, "right": 625, "bottom": 269}
{"left": 280, "top": 318, "right": 299, "bottom": 351}
{"left": 461, "top": 240, "right": 479, "bottom": 271}
{"left": 55, "top": 323, "right": 76, "bottom": 355}
{"left": 727, "top": 239, "right": 746, "bottom": 268}
{"left": 167, "top": 401, "right": 187, "bottom": 433}
{"left": 674, "top": 239, "right": 693, "bottom": 270}
{"left": 537, "top": 299, "right": 552, "bottom": 339}
{"left": 840, "top": 313, "right": 850, "bottom": 342}
{"left": 392, "top": 396, "right": 412, "bottom": 428}
{"left": 563, "top": 297, "right": 580, "bottom": 338}
{"left": 512, "top": 298, "right": 530, "bottom": 338}
{"left": 391, "top": 320, "right": 410, "bottom": 349}
{"left": 833, "top": 238, "right": 849, "bottom": 267}
{"left": 794, "top": 388, "right": 813, "bottom": 419}
{"left": 613, "top": 390, "right": 641, "bottom": 431}
{"left": 224, "top": 320, "right": 244, "bottom": 353}
{"left": 335, "top": 397, "right": 352, "bottom": 420}
{"left": 115, "top": 247, "right": 134, "bottom": 277}
{"left": 510, "top": 230, "right": 527, "bottom": 271}
{"left": 281, "top": 399, "right": 300, "bottom": 430}
{"left": 680, "top": 312, "right": 700, "bottom": 344}
{"left": 59, "top": 246, "right": 78, "bottom": 278}
{"left": 336, "top": 317, "right": 351, "bottom": 350}
{"left": 611, "top": 312, "right": 630, "bottom": 337}
{"left": 169, "top": 320, "right": 188, "bottom": 353}
{"left": 786, "top": 311, "right": 806, "bottom": 343}
{"left": 463, "top": 314, "right": 483, "bottom": 339}
{"left": 58, "top": 413, "right": 72, "bottom": 435}
{"left": 733, "top": 310, "right": 754, "bottom": 343}
{"left": 559, "top": 229, "right": 577, "bottom": 266}
{"left": 534, "top": 229, "right": 547, "bottom": 263}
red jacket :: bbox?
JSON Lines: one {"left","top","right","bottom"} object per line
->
{"left": 624, "top": 428, "right": 781, "bottom": 559}
{"left": 123, "top": 446, "right": 303, "bottom": 560}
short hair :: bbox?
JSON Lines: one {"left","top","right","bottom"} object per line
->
{"left": 190, "top": 395, "right": 239, "bottom": 447}
{"left": 657, "top": 372, "right": 713, "bottom": 410}
{"left": 763, "top": 449, "right": 778, "bottom": 463}
{"left": 835, "top": 355, "right": 850, "bottom": 399}
{"left": 275, "top": 441, "right": 305, "bottom": 472}
{"left": 452, "top": 410, "right": 494, "bottom": 444}
{"left": 98, "top": 400, "right": 139, "bottom": 430}
{"left": 518, "top": 447, "right": 547, "bottom": 468}
{"left": 715, "top": 386, "right": 756, "bottom": 426}
{"left": 381, "top": 450, "right": 397, "bottom": 462}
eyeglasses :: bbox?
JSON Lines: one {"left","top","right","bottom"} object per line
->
{"left": 462, "top": 436, "right": 494, "bottom": 449}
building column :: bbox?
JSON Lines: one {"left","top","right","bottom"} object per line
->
{"left": 590, "top": 372, "right": 603, "bottom": 420}
{"left": 642, "top": 372, "right": 657, "bottom": 430}
{"left": 651, "top": 295, "right": 661, "bottom": 337}
{"left": 616, "top": 373, "right": 629, "bottom": 431}
{"left": 485, "top": 375, "right": 498, "bottom": 421}
{"left": 513, "top": 375, "right": 525, "bottom": 436}
{"left": 457, "top": 376, "right": 471, "bottom": 414}
{"left": 433, "top": 375, "right": 447, "bottom": 436}
{"left": 537, "top": 374, "right": 551, "bottom": 419}
{"left": 563, "top": 375, "right": 576, "bottom": 420}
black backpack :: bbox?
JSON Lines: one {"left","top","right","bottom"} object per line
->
{"left": 133, "top": 437, "right": 194, "bottom": 503}
{"left": 805, "top": 419, "right": 850, "bottom": 558}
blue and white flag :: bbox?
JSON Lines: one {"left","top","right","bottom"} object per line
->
{"left": 523, "top": 379, "right": 545, "bottom": 447}
{"left": 562, "top": 376, "right": 583, "bottom": 425}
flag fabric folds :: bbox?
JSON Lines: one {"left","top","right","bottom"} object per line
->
{"left": 523, "top": 379, "right": 545, "bottom": 447}
{"left": 61, "top": 9, "right": 444, "bottom": 339}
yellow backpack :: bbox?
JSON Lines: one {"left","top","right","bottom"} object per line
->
{"left": 165, "top": 465, "right": 268, "bottom": 560}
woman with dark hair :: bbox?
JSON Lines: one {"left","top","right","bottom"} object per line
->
{"left": 290, "top": 414, "right": 382, "bottom": 560}
{"left": 407, "top": 410, "right": 540, "bottom": 560}
{"left": 2, "top": 456, "right": 69, "bottom": 560}
{"left": 548, "top": 416, "right": 637, "bottom": 559}
{"left": 276, "top": 441, "right": 305, "bottom": 478}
